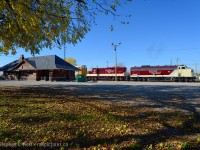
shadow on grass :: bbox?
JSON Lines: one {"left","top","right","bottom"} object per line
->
{"left": 13, "top": 116, "right": 53, "bottom": 124}
{"left": 0, "top": 84, "right": 200, "bottom": 149}
{"left": 12, "top": 113, "right": 79, "bottom": 125}
{"left": 0, "top": 130, "right": 23, "bottom": 142}
{"left": 60, "top": 111, "right": 200, "bottom": 149}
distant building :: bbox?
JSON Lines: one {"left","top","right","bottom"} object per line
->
{"left": 0, "top": 55, "right": 79, "bottom": 81}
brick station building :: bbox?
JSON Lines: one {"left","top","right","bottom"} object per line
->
{"left": 0, "top": 55, "right": 79, "bottom": 81}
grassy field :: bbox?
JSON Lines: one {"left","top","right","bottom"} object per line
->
{"left": 0, "top": 86, "right": 200, "bottom": 150}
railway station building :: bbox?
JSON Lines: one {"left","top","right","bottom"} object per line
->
{"left": 0, "top": 55, "right": 79, "bottom": 81}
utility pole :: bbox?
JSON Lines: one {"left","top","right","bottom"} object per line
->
{"left": 170, "top": 57, "right": 172, "bottom": 66}
{"left": 195, "top": 63, "right": 198, "bottom": 77}
{"left": 112, "top": 42, "right": 121, "bottom": 81}
{"left": 64, "top": 44, "right": 66, "bottom": 60}
{"left": 176, "top": 58, "right": 180, "bottom": 66}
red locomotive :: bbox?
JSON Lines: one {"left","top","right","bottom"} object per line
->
{"left": 86, "top": 65, "right": 196, "bottom": 82}
{"left": 86, "top": 67, "right": 127, "bottom": 81}
{"left": 130, "top": 65, "right": 195, "bottom": 82}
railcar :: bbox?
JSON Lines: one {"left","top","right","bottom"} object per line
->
{"left": 130, "top": 65, "right": 195, "bottom": 82}
{"left": 86, "top": 67, "right": 127, "bottom": 81}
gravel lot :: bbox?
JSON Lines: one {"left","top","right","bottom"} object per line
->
{"left": 1, "top": 80, "right": 200, "bottom": 114}
{"left": 0, "top": 80, "right": 200, "bottom": 86}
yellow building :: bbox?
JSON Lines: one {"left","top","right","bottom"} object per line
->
{"left": 76, "top": 65, "right": 87, "bottom": 76}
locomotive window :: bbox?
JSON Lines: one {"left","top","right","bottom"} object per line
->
{"left": 182, "top": 67, "right": 185, "bottom": 69}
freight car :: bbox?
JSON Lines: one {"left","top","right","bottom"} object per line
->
{"left": 86, "top": 67, "right": 127, "bottom": 81}
{"left": 130, "top": 65, "right": 196, "bottom": 82}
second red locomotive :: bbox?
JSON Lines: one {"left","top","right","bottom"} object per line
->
{"left": 130, "top": 65, "right": 195, "bottom": 82}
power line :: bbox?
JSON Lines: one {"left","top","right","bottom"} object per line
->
{"left": 126, "top": 47, "right": 200, "bottom": 53}
{"left": 151, "top": 48, "right": 200, "bottom": 52}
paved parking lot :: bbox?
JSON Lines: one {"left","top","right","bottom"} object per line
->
{"left": 0, "top": 80, "right": 200, "bottom": 87}
{"left": 1, "top": 80, "right": 200, "bottom": 114}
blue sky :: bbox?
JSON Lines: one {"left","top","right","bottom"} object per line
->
{"left": 1, "top": 0, "right": 200, "bottom": 72}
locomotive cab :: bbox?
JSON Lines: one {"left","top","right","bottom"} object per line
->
{"left": 176, "top": 65, "right": 195, "bottom": 81}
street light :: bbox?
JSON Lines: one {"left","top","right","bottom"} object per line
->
{"left": 112, "top": 42, "right": 121, "bottom": 81}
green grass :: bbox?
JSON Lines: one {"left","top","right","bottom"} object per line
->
{"left": 0, "top": 87, "right": 200, "bottom": 150}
